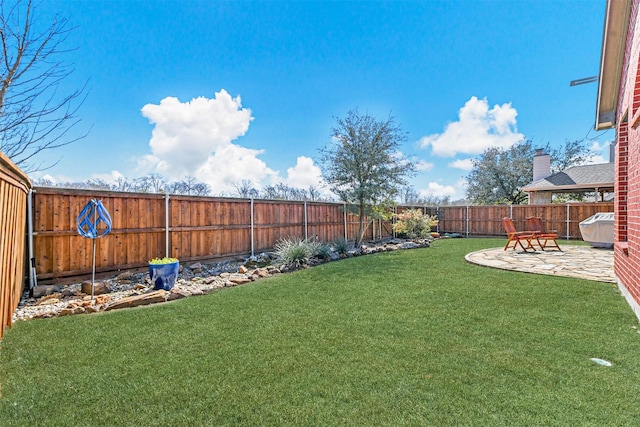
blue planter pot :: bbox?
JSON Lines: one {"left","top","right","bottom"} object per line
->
{"left": 149, "top": 261, "right": 179, "bottom": 291}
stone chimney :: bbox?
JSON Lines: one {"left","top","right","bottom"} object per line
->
{"left": 533, "top": 148, "right": 551, "bottom": 181}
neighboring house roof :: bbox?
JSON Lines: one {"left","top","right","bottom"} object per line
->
{"left": 595, "top": 0, "right": 632, "bottom": 130}
{"left": 522, "top": 163, "right": 614, "bottom": 193}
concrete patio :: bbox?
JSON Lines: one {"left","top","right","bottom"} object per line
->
{"left": 465, "top": 244, "right": 615, "bottom": 283}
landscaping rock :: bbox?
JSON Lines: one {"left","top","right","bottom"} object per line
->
{"left": 255, "top": 268, "right": 270, "bottom": 278}
{"left": 229, "top": 275, "right": 251, "bottom": 285}
{"left": 398, "top": 242, "right": 420, "bottom": 250}
{"left": 104, "top": 290, "right": 167, "bottom": 311}
{"left": 244, "top": 253, "right": 272, "bottom": 268}
{"left": 95, "top": 294, "right": 111, "bottom": 305}
{"left": 59, "top": 306, "right": 85, "bottom": 316}
{"left": 116, "top": 271, "right": 134, "bottom": 281}
{"left": 13, "top": 237, "right": 434, "bottom": 322}
{"left": 32, "top": 285, "right": 62, "bottom": 298}
{"left": 37, "top": 293, "right": 62, "bottom": 305}
{"left": 61, "top": 287, "right": 79, "bottom": 297}
{"left": 189, "top": 262, "right": 203, "bottom": 273}
{"left": 168, "top": 289, "right": 190, "bottom": 301}
{"left": 81, "top": 281, "right": 111, "bottom": 295}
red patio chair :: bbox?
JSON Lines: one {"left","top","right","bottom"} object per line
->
{"left": 526, "top": 217, "right": 561, "bottom": 251}
{"left": 502, "top": 217, "right": 537, "bottom": 252}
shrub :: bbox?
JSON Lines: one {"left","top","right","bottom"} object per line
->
{"left": 393, "top": 209, "right": 438, "bottom": 239}
{"left": 332, "top": 237, "right": 350, "bottom": 254}
{"left": 274, "top": 237, "right": 314, "bottom": 264}
{"left": 309, "top": 240, "right": 333, "bottom": 259}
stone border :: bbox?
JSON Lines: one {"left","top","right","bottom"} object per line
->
{"left": 14, "top": 238, "right": 435, "bottom": 322}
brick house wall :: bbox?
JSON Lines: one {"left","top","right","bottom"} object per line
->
{"left": 614, "top": 0, "right": 640, "bottom": 319}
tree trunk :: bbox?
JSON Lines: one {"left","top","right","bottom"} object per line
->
{"left": 355, "top": 199, "right": 365, "bottom": 247}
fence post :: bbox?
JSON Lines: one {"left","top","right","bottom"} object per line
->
{"left": 165, "top": 193, "right": 170, "bottom": 258}
{"left": 27, "top": 189, "right": 36, "bottom": 290}
{"left": 466, "top": 205, "right": 469, "bottom": 238}
{"left": 566, "top": 204, "right": 570, "bottom": 240}
{"left": 372, "top": 216, "right": 375, "bottom": 240}
{"left": 344, "top": 203, "right": 347, "bottom": 241}
{"left": 250, "top": 197, "right": 255, "bottom": 256}
{"left": 304, "top": 200, "right": 308, "bottom": 241}
{"left": 392, "top": 206, "right": 396, "bottom": 238}
{"left": 436, "top": 206, "right": 440, "bottom": 233}
{"left": 509, "top": 204, "right": 513, "bottom": 219}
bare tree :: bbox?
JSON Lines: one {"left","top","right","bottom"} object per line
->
{"left": 133, "top": 176, "right": 153, "bottom": 193}
{"left": 0, "top": 0, "right": 88, "bottom": 172}
{"left": 166, "top": 176, "right": 212, "bottom": 196}
{"left": 83, "top": 178, "right": 110, "bottom": 190}
{"left": 147, "top": 173, "right": 166, "bottom": 193}
{"left": 182, "top": 176, "right": 197, "bottom": 195}
{"left": 262, "top": 184, "right": 278, "bottom": 199}
{"left": 167, "top": 181, "right": 185, "bottom": 195}
{"left": 113, "top": 177, "right": 133, "bottom": 192}
{"left": 400, "top": 186, "right": 420, "bottom": 205}
{"left": 234, "top": 179, "right": 259, "bottom": 198}
{"left": 308, "top": 186, "right": 321, "bottom": 201}
{"left": 31, "top": 176, "right": 54, "bottom": 186}
{"left": 192, "top": 182, "right": 211, "bottom": 196}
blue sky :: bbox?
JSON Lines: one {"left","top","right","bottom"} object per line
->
{"left": 30, "top": 0, "right": 612, "bottom": 200}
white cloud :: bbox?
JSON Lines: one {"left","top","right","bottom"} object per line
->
{"left": 285, "top": 156, "right": 324, "bottom": 189}
{"left": 194, "top": 144, "right": 279, "bottom": 195}
{"left": 415, "top": 160, "right": 434, "bottom": 172}
{"left": 31, "top": 172, "right": 79, "bottom": 184}
{"left": 448, "top": 158, "right": 474, "bottom": 171}
{"left": 137, "top": 89, "right": 284, "bottom": 194}
{"left": 419, "top": 182, "right": 457, "bottom": 198}
{"left": 589, "top": 141, "right": 607, "bottom": 152}
{"left": 584, "top": 154, "right": 607, "bottom": 165}
{"left": 419, "top": 96, "right": 524, "bottom": 157}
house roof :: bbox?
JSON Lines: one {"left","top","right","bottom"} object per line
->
{"left": 595, "top": 0, "right": 632, "bottom": 130}
{"left": 522, "top": 163, "right": 614, "bottom": 193}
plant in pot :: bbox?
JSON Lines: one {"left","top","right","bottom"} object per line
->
{"left": 148, "top": 257, "right": 179, "bottom": 291}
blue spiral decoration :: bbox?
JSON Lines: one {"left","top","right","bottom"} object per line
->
{"left": 77, "top": 199, "right": 112, "bottom": 238}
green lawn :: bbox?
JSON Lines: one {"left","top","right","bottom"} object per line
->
{"left": 1, "top": 238, "right": 640, "bottom": 426}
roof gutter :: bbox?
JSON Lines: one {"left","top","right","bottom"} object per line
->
{"left": 523, "top": 182, "right": 615, "bottom": 192}
{"left": 595, "top": 0, "right": 632, "bottom": 130}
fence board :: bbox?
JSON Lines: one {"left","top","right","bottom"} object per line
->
{"left": 0, "top": 152, "right": 31, "bottom": 339}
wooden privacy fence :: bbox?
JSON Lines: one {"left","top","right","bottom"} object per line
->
{"left": 32, "top": 187, "right": 386, "bottom": 286}
{"left": 0, "top": 152, "right": 31, "bottom": 339}
{"left": 422, "top": 203, "right": 614, "bottom": 238}
{"left": 31, "top": 187, "right": 615, "bottom": 287}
